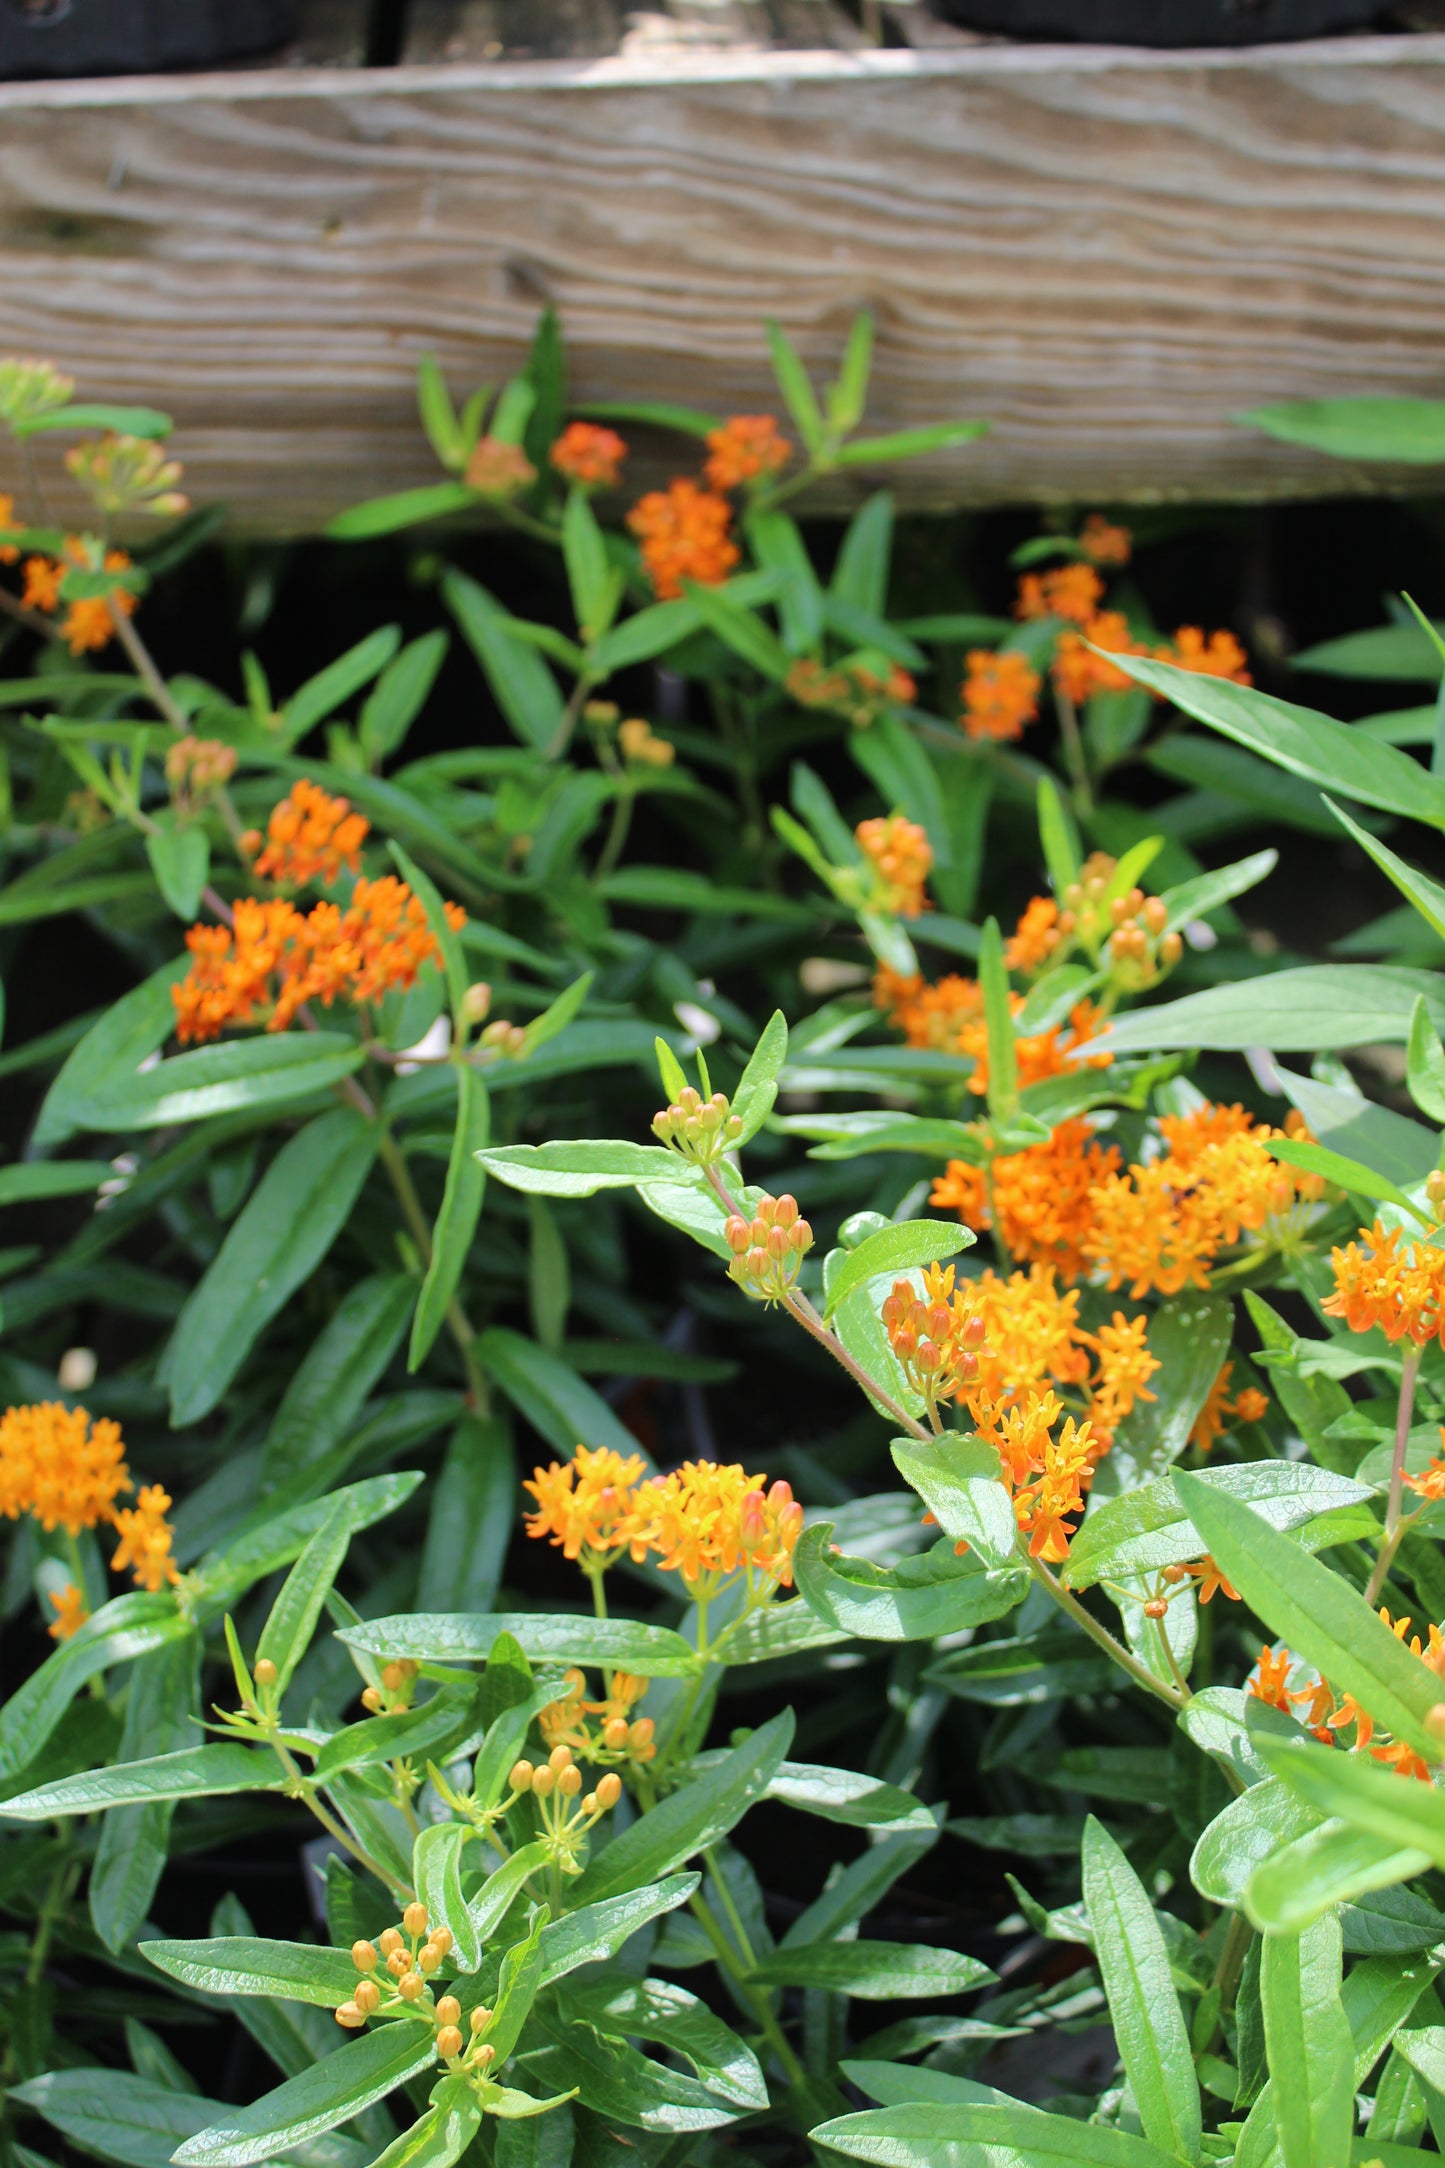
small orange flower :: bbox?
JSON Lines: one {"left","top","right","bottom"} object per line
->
{"left": 110, "top": 1483, "right": 180, "bottom": 1592}
{"left": 960, "top": 650, "right": 1040, "bottom": 742}
{"left": 550, "top": 422, "right": 627, "bottom": 489}
{"left": 250, "top": 780, "right": 370, "bottom": 890}
{"left": 1162, "top": 626, "right": 1251, "bottom": 685}
{"left": 1052, "top": 610, "right": 1139, "bottom": 704}
{"left": 1249, "top": 1646, "right": 1294, "bottom": 1713}
{"left": 1233, "top": 1387, "right": 1269, "bottom": 1425}
{"left": 1016, "top": 564, "right": 1104, "bottom": 624}
{"left": 1079, "top": 515, "right": 1131, "bottom": 567}
{"left": 635, "top": 1462, "right": 804, "bottom": 1589}
{"left": 22, "top": 555, "right": 61, "bottom": 612}
{"left": 627, "top": 479, "right": 739, "bottom": 601}
{"left": 703, "top": 415, "right": 791, "bottom": 492}
{"left": 856, "top": 814, "right": 932, "bottom": 916}
{"left": 59, "top": 547, "right": 137, "bottom": 656}
{"left": 523, "top": 1444, "right": 650, "bottom": 1566}
{"left": 1406, "top": 1435, "right": 1445, "bottom": 1501}
{"left": 1184, "top": 1556, "right": 1239, "bottom": 1605}
{"left": 1005, "top": 896, "right": 1063, "bottom": 975}
{"left": 464, "top": 437, "right": 537, "bottom": 498}
{"left": 47, "top": 1582, "right": 89, "bottom": 1641}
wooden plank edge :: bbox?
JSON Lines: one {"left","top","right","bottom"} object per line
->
{"left": 0, "top": 27, "right": 1440, "bottom": 110}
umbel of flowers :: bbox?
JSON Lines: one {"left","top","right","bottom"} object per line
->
{"left": 0, "top": 1403, "right": 178, "bottom": 1638}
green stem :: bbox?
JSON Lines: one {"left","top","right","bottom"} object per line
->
{"left": 585, "top": 1566, "right": 608, "bottom": 1622}
{"left": 688, "top": 1887, "right": 807, "bottom": 2090}
{"left": 593, "top": 785, "right": 635, "bottom": 882}
{"left": 269, "top": 1734, "right": 410, "bottom": 1899}
{"left": 1054, "top": 686, "right": 1094, "bottom": 816}
{"left": 1029, "top": 1555, "right": 1185, "bottom": 1712}
{"left": 377, "top": 1129, "right": 490, "bottom": 1414}
{"left": 1367, "top": 1344, "right": 1422, "bottom": 1607}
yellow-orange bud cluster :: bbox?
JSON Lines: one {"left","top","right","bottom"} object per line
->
{"left": 855, "top": 814, "right": 932, "bottom": 917}
{"left": 725, "top": 1192, "right": 813, "bottom": 1303}
{"left": 653, "top": 1086, "right": 743, "bottom": 1164}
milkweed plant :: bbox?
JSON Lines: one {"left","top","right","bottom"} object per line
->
{"left": 0, "top": 323, "right": 1444, "bottom": 2168}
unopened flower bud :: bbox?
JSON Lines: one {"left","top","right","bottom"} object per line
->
{"left": 398, "top": 1972, "right": 425, "bottom": 2001}
{"left": 361, "top": 1686, "right": 383, "bottom": 1713}
{"left": 387, "top": 1949, "right": 409, "bottom": 1978}
{"left": 470, "top": 2006, "right": 491, "bottom": 2035}
{"left": 1428, "top": 1171, "right": 1445, "bottom": 1217}
{"left": 403, "top": 1901, "right": 428, "bottom": 1938}
{"left": 532, "top": 1765, "right": 556, "bottom": 1799}
{"left": 558, "top": 1763, "right": 583, "bottom": 1797}
{"left": 436, "top": 2026, "right": 464, "bottom": 2059}
{"left": 254, "top": 1658, "right": 278, "bottom": 1688}
{"left": 774, "top": 1193, "right": 799, "bottom": 1229}
{"left": 352, "top": 1940, "right": 378, "bottom": 1973}
{"left": 725, "top": 1216, "right": 751, "bottom": 1254}
{"left": 509, "top": 1759, "right": 534, "bottom": 1792}
{"left": 379, "top": 1928, "right": 404, "bottom": 1956}
{"left": 603, "top": 1716, "right": 629, "bottom": 1749}
{"left": 436, "top": 1996, "right": 461, "bottom": 2027}
{"left": 430, "top": 1926, "right": 453, "bottom": 1957}
{"left": 1163, "top": 1563, "right": 1187, "bottom": 1584}
{"left": 461, "top": 982, "right": 492, "bottom": 1024}
{"left": 382, "top": 1664, "right": 406, "bottom": 1694}
{"left": 354, "top": 1979, "right": 381, "bottom": 2015}
{"left": 1428, "top": 1702, "right": 1445, "bottom": 1745}
{"left": 596, "top": 1771, "right": 622, "bottom": 1809}
{"left": 627, "top": 1718, "right": 654, "bottom": 1751}
{"left": 336, "top": 2001, "right": 364, "bottom": 2028}
{"left": 475, "top": 2042, "right": 496, "bottom": 2066}
{"left": 548, "top": 1744, "right": 574, "bottom": 1774}
{"left": 1143, "top": 1598, "right": 1169, "bottom": 1619}
{"left": 1161, "top": 932, "right": 1183, "bottom": 967}
{"left": 418, "top": 1943, "right": 442, "bottom": 1973}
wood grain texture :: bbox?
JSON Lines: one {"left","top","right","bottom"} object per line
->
{"left": 3, "top": 35, "right": 1445, "bottom": 530}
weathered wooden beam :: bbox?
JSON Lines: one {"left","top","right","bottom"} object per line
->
{"left": 1, "top": 33, "right": 1444, "bottom": 532}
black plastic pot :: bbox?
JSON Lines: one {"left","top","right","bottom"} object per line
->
{"left": 929, "top": 0, "right": 1385, "bottom": 42}
{"left": 0, "top": 0, "right": 299, "bottom": 77}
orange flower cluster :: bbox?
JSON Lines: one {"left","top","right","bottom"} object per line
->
{"left": 1405, "top": 1436, "right": 1445, "bottom": 1501}
{"left": 788, "top": 656, "right": 916, "bottom": 728}
{"left": 551, "top": 422, "right": 627, "bottom": 489}
{"left": 856, "top": 814, "right": 932, "bottom": 916}
{"left": 1080, "top": 515, "right": 1131, "bottom": 566}
{"left": 0, "top": 1403, "right": 178, "bottom": 1632}
{"left": 47, "top": 1583, "right": 88, "bottom": 1641}
{"left": 463, "top": 437, "right": 536, "bottom": 498}
{"left": 1016, "top": 563, "right": 1104, "bottom": 625}
{"left": 243, "top": 780, "right": 370, "bottom": 889}
{"left": 1324, "top": 1221, "right": 1445, "bottom": 1349}
{"left": 165, "top": 735, "right": 236, "bottom": 802}
{"left": 172, "top": 878, "right": 464, "bottom": 1044}
{"left": 1002, "top": 858, "right": 1182, "bottom": 992}
{"left": 524, "top": 1445, "right": 804, "bottom": 1593}
{"left": 1190, "top": 1362, "right": 1270, "bottom": 1453}
{"left": 961, "top": 650, "right": 1040, "bottom": 743}
{"left": 1053, "top": 611, "right": 1140, "bottom": 705}
{"left": 874, "top": 964, "right": 1112, "bottom": 1105}
{"left": 627, "top": 478, "right": 739, "bottom": 600}
{"left": 22, "top": 539, "right": 137, "bottom": 655}
{"left": 539, "top": 1667, "right": 656, "bottom": 1766}
{"left": 929, "top": 1102, "right": 1319, "bottom": 1296}
{"left": 704, "top": 414, "right": 792, "bottom": 492}
{"left": 883, "top": 1263, "right": 1157, "bottom": 1563}
{"left": 1250, "top": 1617, "right": 1440, "bottom": 1783}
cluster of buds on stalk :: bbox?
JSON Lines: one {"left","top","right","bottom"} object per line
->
{"left": 539, "top": 1668, "right": 657, "bottom": 1768}
{"left": 1101, "top": 891, "right": 1182, "bottom": 992}
{"left": 510, "top": 1743, "right": 622, "bottom": 1873}
{"left": 215, "top": 1621, "right": 284, "bottom": 1738}
{"left": 337, "top": 1903, "right": 456, "bottom": 2034}
{"left": 0, "top": 357, "right": 74, "bottom": 434}
{"left": 881, "top": 1265, "right": 987, "bottom": 1419}
{"left": 653, "top": 1085, "right": 744, "bottom": 1167}
{"left": 165, "top": 734, "right": 237, "bottom": 812}
{"left": 1428, "top": 1170, "right": 1445, "bottom": 1222}
{"left": 725, "top": 1193, "right": 813, "bottom": 1304}
{"left": 1006, "top": 852, "right": 1181, "bottom": 992}
{"left": 361, "top": 1657, "right": 419, "bottom": 1716}
{"left": 65, "top": 432, "right": 188, "bottom": 518}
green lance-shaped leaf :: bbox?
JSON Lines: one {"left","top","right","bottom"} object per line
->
{"left": 443, "top": 569, "right": 565, "bottom": 754}
{"left": 420, "top": 1413, "right": 515, "bottom": 1617}
{"left": 2, "top": 1742, "right": 284, "bottom": 1820}
{"left": 571, "top": 1709, "right": 794, "bottom": 1904}
{"left": 146, "top": 823, "right": 209, "bottom": 921}
{"left": 1173, "top": 1469, "right": 1445, "bottom": 1765}
{"left": 1327, "top": 793, "right": 1445, "bottom": 943}
{"left": 360, "top": 629, "right": 449, "bottom": 765}
{"left": 813, "top": 2100, "right": 1181, "bottom": 2168}
{"left": 821, "top": 1217, "right": 975, "bottom": 1320}
{"left": 0, "top": 1590, "right": 188, "bottom": 1781}
{"left": 1244, "top": 394, "right": 1445, "bottom": 463}
{"left": 564, "top": 1975, "right": 768, "bottom": 2109}
{"left": 1245, "top": 1816, "right": 1431, "bottom": 1937}
{"left": 978, "top": 915, "right": 1018, "bottom": 1123}
{"left": 141, "top": 1936, "right": 359, "bottom": 2008}
{"left": 1408, "top": 994, "right": 1445, "bottom": 1123}
{"left": 365, "top": 2081, "right": 481, "bottom": 2168}
{"left": 1082, "top": 1815, "right": 1201, "bottom": 2161}
{"left": 261, "top": 1271, "right": 415, "bottom": 1491}
{"left": 731, "top": 1008, "right": 788, "bottom": 1145}
{"left": 409, "top": 1063, "right": 488, "bottom": 1370}
{"left": 1100, "top": 963, "right": 1445, "bottom": 1058}
{"left": 890, "top": 1436, "right": 1017, "bottom": 1572}
{"left": 1259, "top": 1734, "right": 1445, "bottom": 1875}
{"left": 413, "top": 1822, "right": 480, "bottom": 1969}
{"left": 283, "top": 626, "right": 402, "bottom": 744}
{"left": 171, "top": 2022, "right": 436, "bottom": 2166}
{"left": 311, "top": 1681, "right": 482, "bottom": 1784}
{"left": 163, "top": 1106, "right": 378, "bottom": 1425}
{"left": 1106, "top": 649, "right": 1445, "bottom": 826}
{"left": 340, "top": 1612, "right": 697, "bottom": 1677}
{"left": 536, "top": 1875, "right": 700, "bottom": 1986}
{"left": 475, "top": 1326, "right": 651, "bottom": 1461}
{"left": 65, "top": 1033, "right": 367, "bottom": 1135}
{"left": 1260, "top": 1913, "right": 1354, "bottom": 2168}
{"left": 478, "top": 1140, "right": 696, "bottom": 1197}
{"left": 1064, "top": 1462, "right": 1374, "bottom": 1592}
{"left": 748, "top": 1941, "right": 992, "bottom": 2000}
{"left": 1191, "top": 1780, "right": 1323, "bottom": 1910}
{"left": 1268, "top": 1132, "right": 1432, "bottom": 1226}
{"left": 256, "top": 1495, "right": 355, "bottom": 1696}
{"left": 7, "top": 2072, "right": 368, "bottom": 2168}
{"left": 764, "top": 1758, "right": 936, "bottom": 1833}
{"left": 794, "top": 1522, "right": 1027, "bottom": 1642}
{"left": 469, "top": 1839, "right": 550, "bottom": 1951}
